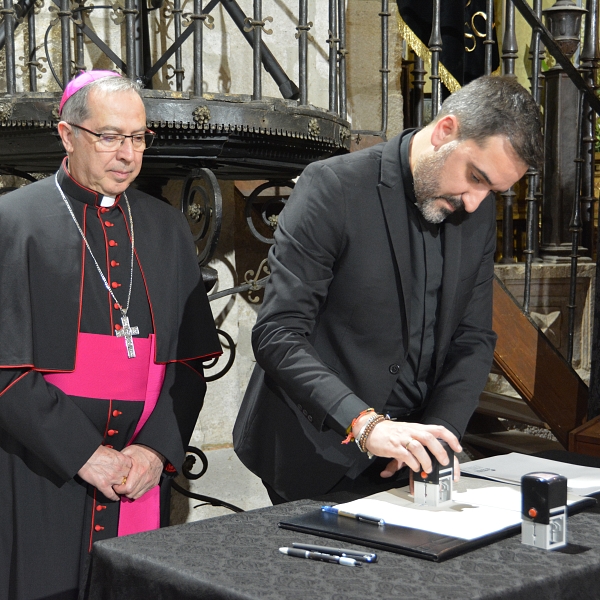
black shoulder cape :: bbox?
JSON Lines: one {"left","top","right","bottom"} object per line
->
{"left": 0, "top": 167, "right": 221, "bottom": 370}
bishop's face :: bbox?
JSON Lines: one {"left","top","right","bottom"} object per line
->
{"left": 413, "top": 134, "right": 528, "bottom": 224}
{"left": 60, "top": 89, "right": 147, "bottom": 197}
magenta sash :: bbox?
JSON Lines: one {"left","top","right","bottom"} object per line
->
{"left": 43, "top": 332, "right": 166, "bottom": 536}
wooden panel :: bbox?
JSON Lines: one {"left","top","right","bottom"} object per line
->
{"left": 477, "top": 391, "right": 546, "bottom": 428}
{"left": 492, "top": 277, "right": 588, "bottom": 449}
{"left": 569, "top": 416, "right": 600, "bottom": 457}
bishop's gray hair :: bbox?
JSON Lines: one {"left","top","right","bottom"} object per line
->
{"left": 60, "top": 75, "right": 143, "bottom": 126}
{"left": 434, "top": 75, "right": 543, "bottom": 171}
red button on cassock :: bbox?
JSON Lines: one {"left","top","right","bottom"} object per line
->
{"left": 115, "top": 324, "right": 122, "bottom": 331}
{"left": 111, "top": 281, "right": 121, "bottom": 288}
{"left": 96, "top": 505, "right": 106, "bottom": 512}
{"left": 105, "top": 221, "right": 114, "bottom": 227}
{"left": 107, "top": 429, "right": 118, "bottom": 436}
{"left": 109, "top": 240, "right": 118, "bottom": 247}
{"left": 111, "top": 260, "right": 119, "bottom": 267}
{"left": 95, "top": 525, "right": 105, "bottom": 532}
{"left": 528, "top": 508, "right": 538, "bottom": 518}
{"left": 100, "top": 207, "right": 109, "bottom": 213}
{"left": 114, "top": 302, "right": 121, "bottom": 310}
{"left": 112, "top": 410, "right": 122, "bottom": 417}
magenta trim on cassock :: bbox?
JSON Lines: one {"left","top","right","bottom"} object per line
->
{"left": 43, "top": 332, "right": 166, "bottom": 536}
{"left": 44, "top": 332, "right": 153, "bottom": 400}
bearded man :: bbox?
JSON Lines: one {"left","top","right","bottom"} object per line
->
{"left": 0, "top": 71, "right": 221, "bottom": 599}
{"left": 234, "top": 76, "right": 543, "bottom": 503}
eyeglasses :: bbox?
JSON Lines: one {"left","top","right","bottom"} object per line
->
{"left": 68, "top": 123, "right": 156, "bottom": 152}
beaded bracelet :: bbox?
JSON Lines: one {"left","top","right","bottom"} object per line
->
{"left": 341, "top": 407, "right": 375, "bottom": 445}
{"left": 357, "top": 414, "right": 387, "bottom": 453}
{"left": 354, "top": 414, "right": 381, "bottom": 452}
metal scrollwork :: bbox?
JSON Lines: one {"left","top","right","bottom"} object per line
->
{"left": 110, "top": 0, "right": 125, "bottom": 24}
{"left": 244, "top": 179, "right": 294, "bottom": 245}
{"left": 0, "top": 5, "right": 17, "bottom": 20}
{"left": 203, "top": 329, "right": 235, "bottom": 382}
{"left": 182, "top": 445, "right": 208, "bottom": 480}
{"left": 295, "top": 20, "right": 312, "bottom": 39}
{"left": 182, "top": 10, "right": 214, "bottom": 29}
{"left": 244, "top": 258, "right": 270, "bottom": 304}
{"left": 326, "top": 29, "right": 340, "bottom": 49}
{"left": 243, "top": 15, "right": 273, "bottom": 35}
{"left": 48, "top": 0, "right": 76, "bottom": 24}
{"left": 171, "top": 445, "right": 244, "bottom": 513}
{"left": 192, "top": 105, "right": 211, "bottom": 125}
{"left": 464, "top": 28, "right": 476, "bottom": 52}
{"left": 180, "top": 167, "right": 222, "bottom": 266}
{"left": 161, "top": 0, "right": 175, "bottom": 18}
{"left": 166, "top": 63, "right": 185, "bottom": 82}
{"left": 471, "top": 11, "right": 491, "bottom": 38}
{"left": 17, "top": 51, "right": 47, "bottom": 80}
{"left": 464, "top": 9, "right": 495, "bottom": 53}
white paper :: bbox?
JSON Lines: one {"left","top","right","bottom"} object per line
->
{"left": 334, "top": 486, "right": 523, "bottom": 541}
{"left": 333, "top": 481, "right": 588, "bottom": 541}
{"left": 461, "top": 453, "right": 600, "bottom": 495}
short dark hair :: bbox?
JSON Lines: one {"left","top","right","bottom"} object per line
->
{"left": 435, "top": 75, "right": 543, "bottom": 171}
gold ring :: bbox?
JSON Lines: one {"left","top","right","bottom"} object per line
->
{"left": 404, "top": 439, "right": 414, "bottom": 450}
{"left": 121, "top": 476, "right": 127, "bottom": 485}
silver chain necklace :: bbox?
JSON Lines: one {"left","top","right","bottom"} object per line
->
{"left": 54, "top": 174, "right": 139, "bottom": 358}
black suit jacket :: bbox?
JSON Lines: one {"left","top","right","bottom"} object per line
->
{"left": 233, "top": 132, "right": 497, "bottom": 500}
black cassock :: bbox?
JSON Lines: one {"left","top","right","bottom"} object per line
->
{"left": 0, "top": 162, "right": 221, "bottom": 600}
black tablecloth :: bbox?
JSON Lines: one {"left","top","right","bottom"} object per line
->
{"left": 86, "top": 497, "right": 600, "bottom": 600}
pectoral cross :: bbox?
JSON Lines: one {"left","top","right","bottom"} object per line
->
{"left": 115, "top": 314, "right": 139, "bottom": 359}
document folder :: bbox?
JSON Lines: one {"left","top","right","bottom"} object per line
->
{"left": 278, "top": 480, "right": 596, "bottom": 562}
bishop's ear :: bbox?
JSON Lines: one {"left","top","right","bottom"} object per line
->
{"left": 429, "top": 114, "right": 460, "bottom": 150}
{"left": 57, "top": 121, "right": 76, "bottom": 153}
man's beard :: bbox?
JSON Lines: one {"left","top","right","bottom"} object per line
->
{"left": 413, "top": 142, "right": 465, "bottom": 224}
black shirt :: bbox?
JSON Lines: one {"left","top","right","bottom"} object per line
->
{"left": 382, "top": 130, "right": 443, "bottom": 420}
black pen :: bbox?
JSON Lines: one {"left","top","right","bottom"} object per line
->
{"left": 292, "top": 543, "right": 378, "bottom": 563}
{"left": 279, "top": 547, "right": 362, "bottom": 567}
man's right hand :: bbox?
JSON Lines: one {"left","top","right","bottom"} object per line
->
{"left": 352, "top": 415, "right": 461, "bottom": 477}
{"left": 77, "top": 445, "right": 132, "bottom": 501}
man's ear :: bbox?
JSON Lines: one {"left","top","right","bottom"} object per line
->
{"left": 57, "top": 121, "right": 75, "bottom": 153}
{"left": 430, "top": 115, "right": 459, "bottom": 150}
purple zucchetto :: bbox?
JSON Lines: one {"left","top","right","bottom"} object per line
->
{"left": 59, "top": 70, "right": 122, "bottom": 115}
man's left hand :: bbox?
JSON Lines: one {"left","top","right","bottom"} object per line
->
{"left": 112, "top": 444, "right": 165, "bottom": 499}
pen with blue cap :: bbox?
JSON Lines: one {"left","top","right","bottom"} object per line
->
{"left": 321, "top": 505, "right": 385, "bottom": 526}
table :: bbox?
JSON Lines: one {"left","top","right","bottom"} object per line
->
{"left": 86, "top": 494, "right": 600, "bottom": 600}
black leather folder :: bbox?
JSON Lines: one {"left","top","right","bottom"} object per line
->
{"left": 278, "top": 495, "right": 597, "bottom": 562}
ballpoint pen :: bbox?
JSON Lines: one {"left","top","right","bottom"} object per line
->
{"left": 292, "top": 542, "right": 378, "bottom": 563}
{"left": 279, "top": 547, "right": 362, "bottom": 567}
{"left": 321, "top": 505, "right": 385, "bottom": 526}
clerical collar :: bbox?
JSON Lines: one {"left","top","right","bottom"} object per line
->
{"left": 399, "top": 130, "right": 417, "bottom": 207}
{"left": 57, "top": 157, "right": 123, "bottom": 208}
